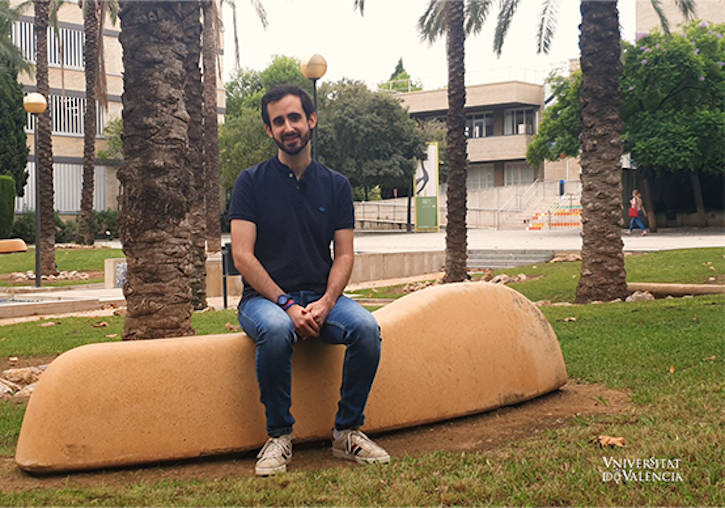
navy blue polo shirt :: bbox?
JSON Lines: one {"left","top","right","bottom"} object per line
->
{"left": 229, "top": 155, "right": 355, "bottom": 301}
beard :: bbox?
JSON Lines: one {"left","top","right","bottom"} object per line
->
{"left": 274, "top": 129, "right": 312, "bottom": 156}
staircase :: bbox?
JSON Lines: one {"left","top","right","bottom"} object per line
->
{"left": 468, "top": 249, "right": 555, "bottom": 270}
{"left": 527, "top": 196, "right": 583, "bottom": 231}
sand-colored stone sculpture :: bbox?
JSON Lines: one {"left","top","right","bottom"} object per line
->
{"left": 0, "top": 239, "right": 27, "bottom": 254}
{"left": 15, "top": 282, "right": 567, "bottom": 473}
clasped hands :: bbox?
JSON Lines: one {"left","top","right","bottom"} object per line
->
{"left": 286, "top": 296, "right": 334, "bottom": 340}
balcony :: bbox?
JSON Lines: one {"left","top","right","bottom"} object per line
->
{"left": 467, "top": 134, "right": 532, "bottom": 162}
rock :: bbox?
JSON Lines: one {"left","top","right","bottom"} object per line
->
{"left": 490, "top": 274, "right": 511, "bottom": 285}
{"left": 550, "top": 302, "right": 573, "bottom": 306}
{"left": 0, "top": 378, "right": 21, "bottom": 395}
{"left": 626, "top": 290, "right": 655, "bottom": 302}
{"left": 535, "top": 300, "right": 551, "bottom": 307}
{"left": 0, "top": 383, "right": 14, "bottom": 397}
{"left": 15, "top": 383, "right": 36, "bottom": 398}
{"left": 481, "top": 269, "right": 494, "bottom": 282}
{"left": 516, "top": 273, "right": 527, "bottom": 282}
{"left": 609, "top": 298, "right": 623, "bottom": 303}
{"left": 2, "top": 366, "right": 42, "bottom": 385}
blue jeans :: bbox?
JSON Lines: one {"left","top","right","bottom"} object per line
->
{"left": 629, "top": 215, "right": 646, "bottom": 232}
{"left": 238, "top": 291, "right": 381, "bottom": 437}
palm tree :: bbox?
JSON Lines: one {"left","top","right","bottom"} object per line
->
{"left": 202, "top": 0, "right": 267, "bottom": 255}
{"left": 78, "top": 0, "right": 118, "bottom": 245}
{"left": 183, "top": 0, "right": 207, "bottom": 310}
{"left": 493, "top": 0, "right": 693, "bottom": 302}
{"left": 356, "top": 0, "right": 491, "bottom": 283}
{"left": 34, "top": 0, "right": 58, "bottom": 276}
{"left": 202, "top": 0, "right": 221, "bottom": 254}
{"left": 118, "top": 0, "right": 195, "bottom": 340}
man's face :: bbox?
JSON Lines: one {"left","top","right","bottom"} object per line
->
{"left": 264, "top": 94, "right": 317, "bottom": 156}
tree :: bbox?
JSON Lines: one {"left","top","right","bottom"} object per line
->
{"left": 378, "top": 57, "right": 423, "bottom": 92}
{"left": 118, "top": 1, "right": 195, "bottom": 340}
{"left": 526, "top": 71, "right": 581, "bottom": 167}
{"left": 494, "top": 0, "right": 694, "bottom": 303}
{"left": 34, "top": 0, "right": 58, "bottom": 276}
{"left": 621, "top": 20, "right": 724, "bottom": 228}
{"left": 183, "top": 0, "right": 207, "bottom": 310}
{"left": 315, "top": 79, "right": 426, "bottom": 199}
{"left": 0, "top": 1, "right": 30, "bottom": 197}
{"left": 77, "top": 0, "right": 118, "bottom": 245}
{"left": 202, "top": 0, "right": 222, "bottom": 254}
{"left": 1, "top": 0, "right": 31, "bottom": 197}
{"left": 219, "top": 56, "right": 312, "bottom": 195}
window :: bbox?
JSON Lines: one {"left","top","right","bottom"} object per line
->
{"left": 26, "top": 94, "right": 106, "bottom": 137}
{"left": 467, "top": 164, "right": 494, "bottom": 190}
{"left": 504, "top": 108, "right": 536, "bottom": 135}
{"left": 15, "top": 162, "right": 106, "bottom": 214}
{"left": 504, "top": 161, "right": 534, "bottom": 186}
{"left": 465, "top": 112, "right": 493, "bottom": 138}
{"left": 12, "top": 20, "right": 85, "bottom": 70}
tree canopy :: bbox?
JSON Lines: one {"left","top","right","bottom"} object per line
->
{"left": 378, "top": 57, "right": 422, "bottom": 92}
{"left": 316, "top": 79, "right": 427, "bottom": 198}
{"left": 527, "top": 20, "right": 724, "bottom": 177}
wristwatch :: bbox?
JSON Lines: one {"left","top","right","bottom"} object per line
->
{"left": 276, "top": 293, "right": 296, "bottom": 311}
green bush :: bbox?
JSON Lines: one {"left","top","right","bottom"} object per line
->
{"left": 11, "top": 211, "right": 79, "bottom": 243}
{"left": 94, "top": 209, "right": 118, "bottom": 239}
{"left": 0, "top": 175, "right": 16, "bottom": 238}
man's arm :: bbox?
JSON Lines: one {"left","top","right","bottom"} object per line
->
{"left": 231, "top": 219, "right": 319, "bottom": 338}
{"left": 305, "top": 228, "right": 354, "bottom": 327}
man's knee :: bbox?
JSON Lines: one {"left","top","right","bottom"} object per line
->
{"left": 350, "top": 312, "right": 381, "bottom": 348}
{"left": 256, "top": 313, "right": 295, "bottom": 347}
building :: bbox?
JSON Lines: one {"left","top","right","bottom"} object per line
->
{"left": 10, "top": 0, "right": 225, "bottom": 220}
{"left": 394, "top": 81, "right": 579, "bottom": 229}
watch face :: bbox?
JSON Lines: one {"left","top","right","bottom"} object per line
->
{"left": 277, "top": 294, "right": 290, "bottom": 307}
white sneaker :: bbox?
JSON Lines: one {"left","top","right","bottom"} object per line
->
{"left": 332, "top": 429, "right": 390, "bottom": 464}
{"left": 255, "top": 434, "right": 292, "bottom": 476}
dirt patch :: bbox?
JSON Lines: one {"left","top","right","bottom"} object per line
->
{"left": 1, "top": 355, "right": 59, "bottom": 373}
{"left": 1, "top": 382, "right": 631, "bottom": 491}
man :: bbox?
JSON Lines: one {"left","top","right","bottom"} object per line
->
{"left": 229, "top": 85, "right": 390, "bottom": 476}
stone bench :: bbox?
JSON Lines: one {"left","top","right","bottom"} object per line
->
{"left": 0, "top": 239, "right": 27, "bottom": 254}
{"left": 15, "top": 282, "right": 567, "bottom": 473}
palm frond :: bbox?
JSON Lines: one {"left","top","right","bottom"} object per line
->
{"left": 417, "top": 0, "right": 445, "bottom": 44}
{"left": 673, "top": 0, "right": 695, "bottom": 20}
{"left": 535, "top": 0, "right": 557, "bottom": 54}
{"left": 493, "top": 0, "right": 521, "bottom": 57}
{"left": 107, "top": 0, "right": 119, "bottom": 26}
{"left": 248, "top": 0, "right": 267, "bottom": 29}
{"left": 353, "top": 0, "right": 364, "bottom": 16}
{"left": 649, "top": 0, "right": 670, "bottom": 35}
{"left": 464, "top": 0, "right": 492, "bottom": 36}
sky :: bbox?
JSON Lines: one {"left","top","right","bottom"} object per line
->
{"left": 221, "top": 0, "right": 636, "bottom": 90}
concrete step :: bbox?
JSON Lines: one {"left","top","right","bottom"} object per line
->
{"left": 467, "top": 249, "right": 555, "bottom": 269}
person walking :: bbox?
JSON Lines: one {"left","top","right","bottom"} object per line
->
{"left": 228, "top": 85, "right": 390, "bottom": 476}
{"left": 627, "top": 189, "right": 648, "bottom": 236}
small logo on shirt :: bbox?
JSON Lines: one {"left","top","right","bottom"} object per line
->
{"left": 319, "top": 206, "right": 326, "bottom": 213}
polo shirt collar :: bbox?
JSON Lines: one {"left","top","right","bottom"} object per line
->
{"left": 274, "top": 154, "right": 318, "bottom": 182}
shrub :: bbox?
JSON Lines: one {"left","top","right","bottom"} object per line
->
{"left": 94, "top": 209, "right": 119, "bottom": 239}
{"left": 0, "top": 174, "right": 16, "bottom": 238}
{"left": 11, "top": 211, "right": 79, "bottom": 243}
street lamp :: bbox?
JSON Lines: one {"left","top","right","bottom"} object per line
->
{"left": 23, "top": 92, "right": 47, "bottom": 288}
{"left": 300, "top": 54, "right": 327, "bottom": 160}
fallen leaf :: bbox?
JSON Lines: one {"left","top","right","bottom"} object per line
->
{"left": 594, "top": 435, "right": 626, "bottom": 448}
{"left": 0, "top": 337, "right": 6, "bottom": 342}
{"left": 105, "top": 334, "right": 118, "bottom": 339}
{"left": 225, "top": 322, "right": 240, "bottom": 332}
{"left": 704, "top": 355, "right": 716, "bottom": 361}
{"left": 564, "top": 317, "right": 577, "bottom": 322}
{"left": 669, "top": 365, "right": 676, "bottom": 374}
{"left": 38, "top": 321, "right": 61, "bottom": 327}
{"left": 693, "top": 316, "right": 698, "bottom": 322}
{"left": 92, "top": 321, "right": 109, "bottom": 328}
{"left": 8, "top": 356, "right": 18, "bottom": 364}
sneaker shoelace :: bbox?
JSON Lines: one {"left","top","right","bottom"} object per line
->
{"left": 257, "top": 437, "right": 290, "bottom": 459}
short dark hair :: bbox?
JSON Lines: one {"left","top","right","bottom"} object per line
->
{"left": 261, "top": 85, "right": 315, "bottom": 127}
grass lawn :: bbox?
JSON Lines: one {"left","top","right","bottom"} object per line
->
{"left": 0, "top": 248, "right": 124, "bottom": 287}
{"left": 0, "top": 247, "right": 723, "bottom": 505}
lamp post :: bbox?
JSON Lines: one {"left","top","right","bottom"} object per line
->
{"left": 23, "top": 92, "right": 47, "bottom": 288}
{"left": 300, "top": 54, "right": 327, "bottom": 160}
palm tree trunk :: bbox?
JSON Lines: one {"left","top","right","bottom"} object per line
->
{"left": 34, "top": 0, "right": 58, "bottom": 276}
{"left": 575, "top": 0, "right": 628, "bottom": 303}
{"left": 202, "top": 0, "right": 221, "bottom": 254}
{"left": 442, "top": 0, "right": 468, "bottom": 283}
{"left": 689, "top": 172, "right": 707, "bottom": 227}
{"left": 118, "top": 0, "right": 195, "bottom": 340}
{"left": 79, "top": 0, "right": 98, "bottom": 245}
{"left": 183, "top": 0, "right": 207, "bottom": 310}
